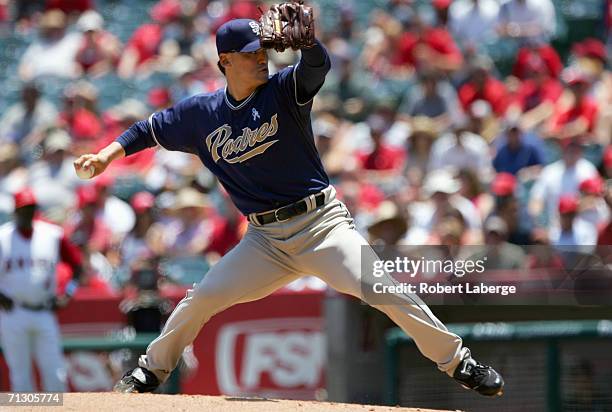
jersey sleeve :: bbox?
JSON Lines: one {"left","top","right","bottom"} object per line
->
{"left": 148, "top": 96, "right": 202, "bottom": 154}
{"left": 274, "top": 40, "right": 331, "bottom": 108}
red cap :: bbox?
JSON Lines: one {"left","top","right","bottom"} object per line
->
{"left": 558, "top": 195, "right": 579, "bottom": 214}
{"left": 491, "top": 173, "right": 517, "bottom": 197}
{"left": 14, "top": 188, "right": 37, "bottom": 209}
{"left": 77, "top": 185, "right": 99, "bottom": 208}
{"left": 433, "top": 0, "right": 452, "bottom": 9}
{"left": 131, "top": 191, "right": 155, "bottom": 213}
{"left": 573, "top": 38, "right": 607, "bottom": 61}
{"left": 579, "top": 176, "right": 604, "bottom": 196}
{"left": 604, "top": 145, "right": 612, "bottom": 168}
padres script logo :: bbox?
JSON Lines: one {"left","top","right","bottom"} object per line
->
{"left": 205, "top": 114, "right": 279, "bottom": 164}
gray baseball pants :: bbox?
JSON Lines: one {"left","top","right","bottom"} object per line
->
{"left": 139, "top": 186, "right": 467, "bottom": 382}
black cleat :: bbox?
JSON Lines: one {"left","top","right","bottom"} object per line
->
{"left": 113, "top": 367, "right": 160, "bottom": 393}
{"left": 453, "top": 356, "right": 504, "bottom": 397}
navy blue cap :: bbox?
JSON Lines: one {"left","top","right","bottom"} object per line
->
{"left": 216, "top": 19, "right": 262, "bottom": 54}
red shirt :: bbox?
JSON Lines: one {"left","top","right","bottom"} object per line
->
{"left": 458, "top": 76, "right": 508, "bottom": 116}
{"left": 513, "top": 78, "right": 563, "bottom": 111}
{"left": 125, "top": 23, "right": 163, "bottom": 66}
{"left": 60, "top": 108, "right": 102, "bottom": 140}
{"left": 357, "top": 145, "right": 405, "bottom": 171}
{"left": 512, "top": 45, "right": 563, "bottom": 80}
{"left": 550, "top": 97, "right": 599, "bottom": 133}
{"left": 75, "top": 32, "right": 119, "bottom": 72}
{"left": 45, "top": 0, "right": 93, "bottom": 13}
{"left": 0, "top": 2, "right": 8, "bottom": 22}
{"left": 598, "top": 221, "right": 612, "bottom": 245}
{"left": 392, "top": 27, "right": 462, "bottom": 68}
{"left": 206, "top": 214, "right": 243, "bottom": 256}
{"left": 94, "top": 114, "right": 156, "bottom": 175}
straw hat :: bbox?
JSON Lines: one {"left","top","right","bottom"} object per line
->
{"left": 367, "top": 201, "right": 408, "bottom": 237}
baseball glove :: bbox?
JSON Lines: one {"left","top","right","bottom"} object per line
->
{"left": 259, "top": 1, "right": 315, "bottom": 53}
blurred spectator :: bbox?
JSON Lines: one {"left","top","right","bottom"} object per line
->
{"left": 366, "top": 200, "right": 409, "bottom": 246}
{"left": 74, "top": 11, "right": 122, "bottom": 77}
{"left": 405, "top": 169, "right": 482, "bottom": 244}
{"left": 399, "top": 69, "right": 460, "bottom": 125}
{"left": 18, "top": 9, "right": 82, "bottom": 80}
{"left": 546, "top": 69, "right": 599, "bottom": 140}
{"left": 149, "top": 187, "right": 214, "bottom": 258}
{"left": 512, "top": 40, "right": 562, "bottom": 80}
{"left": 457, "top": 168, "right": 493, "bottom": 219}
{"left": 465, "top": 99, "right": 498, "bottom": 141}
{"left": 120, "top": 192, "right": 157, "bottom": 266}
{"left": 159, "top": 13, "right": 202, "bottom": 58}
{"left": 392, "top": 12, "right": 463, "bottom": 73}
{"left": 436, "top": 216, "right": 466, "bottom": 247}
{"left": 489, "top": 172, "right": 533, "bottom": 245}
{"left": 0, "top": 143, "right": 27, "bottom": 198}
{"left": 14, "top": 0, "right": 44, "bottom": 25}
{"left": 496, "top": 0, "right": 556, "bottom": 42}
{"left": 429, "top": 121, "right": 493, "bottom": 179}
{"left": 476, "top": 216, "right": 526, "bottom": 270}
{"left": 28, "top": 129, "right": 80, "bottom": 190}
{"left": 211, "top": 0, "right": 262, "bottom": 31}
{"left": 578, "top": 176, "right": 610, "bottom": 228}
{"left": 529, "top": 139, "right": 599, "bottom": 224}
{"left": 65, "top": 185, "right": 112, "bottom": 253}
{"left": 493, "top": 121, "right": 543, "bottom": 175}
{"left": 356, "top": 114, "right": 405, "bottom": 172}
{"left": 93, "top": 174, "right": 136, "bottom": 237}
{"left": 549, "top": 195, "right": 598, "bottom": 248}
{"left": 0, "top": 82, "right": 58, "bottom": 147}
{"left": 449, "top": 0, "right": 500, "bottom": 49}
{"left": 148, "top": 87, "right": 173, "bottom": 111}
{"left": 169, "top": 55, "right": 206, "bottom": 101}
{"left": 97, "top": 99, "right": 156, "bottom": 175}
{"left": 458, "top": 59, "right": 508, "bottom": 116}
{"left": 508, "top": 58, "right": 563, "bottom": 130}
{"left": 321, "top": 55, "right": 371, "bottom": 120}
{"left": 404, "top": 116, "right": 438, "bottom": 185}
{"left": 59, "top": 81, "right": 102, "bottom": 143}
{"left": 526, "top": 228, "right": 565, "bottom": 269}
{"left": 117, "top": 0, "right": 182, "bottom": 78}
{"left": 312, "top": 115, "right": 349, "bottom": 178}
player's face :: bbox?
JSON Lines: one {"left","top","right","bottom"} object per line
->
{"left": 15, "top": 205, "right": 36, "bottom": 229}
{"left": 230, "top": 49, "right": 269, "bottom": 87}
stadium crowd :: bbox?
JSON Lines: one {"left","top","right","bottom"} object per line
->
{"left": 0, "top": 0, "right": 611, "bottom": 292}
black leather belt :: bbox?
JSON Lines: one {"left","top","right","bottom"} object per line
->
{"left": 251, "top": 192, "right": 326, "bottom": 225}
{"left": 18, "top": 301, "right": 50, "bottom": 311}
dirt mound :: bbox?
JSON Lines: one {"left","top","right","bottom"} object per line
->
{"left": 13, "top": 393, "right": 454, "bottom": 412}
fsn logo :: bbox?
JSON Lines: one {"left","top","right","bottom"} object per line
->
{"left": 216, "top": 318, "right": 325, "bottom": 395}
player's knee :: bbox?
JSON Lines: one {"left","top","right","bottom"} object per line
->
{"left": 188, "top": 285, "right": 225, "bottom": 312}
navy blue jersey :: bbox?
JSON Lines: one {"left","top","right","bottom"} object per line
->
{"left": 117, "top": 43, "right": 331, "bottom": 215}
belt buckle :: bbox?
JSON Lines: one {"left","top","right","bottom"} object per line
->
{"left": 274, "top": 207, "right": 290, "bottom": 223}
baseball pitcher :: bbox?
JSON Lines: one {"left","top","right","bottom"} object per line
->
{"left": 75, "top": 2, "right": 504, "bottom": 397}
